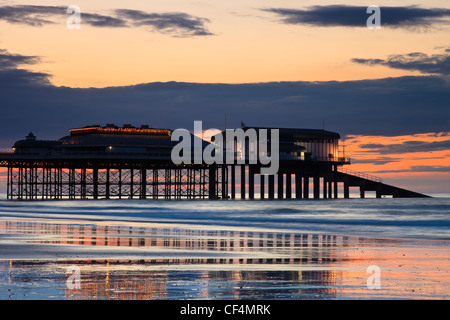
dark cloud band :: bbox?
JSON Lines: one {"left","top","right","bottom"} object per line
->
{"left": 352, "top": 49, "right": 450, "bottom": 75}
{"left": 0, "top": 49, "right": 40, "bottom": 69}
{"left": 0, "top": 47, "right": 448, "bottom": 145}
{"left": 263, "top": 5, "right": 450, "bottom": 28}
{"left": 0, "top": 49, "right": 50, "bottom": 85}
{"left": 0, "top": 5, "right": 213, "bottom": 37}
{"left": 373, "top": 166, "right": 450, "bottom": 173}
{"left": 360, "top": 140, "right": 450, "bottom": 154}
{"left": 116, "top": 9, "right": 213, "bottom": 36}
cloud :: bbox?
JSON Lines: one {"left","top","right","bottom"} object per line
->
{"left": 352, "top": 48, "right": 450, "bottom": 75}
{"left": 0, "top": 77, "right": 448, "bottom": 144}
{"left": 360, "top": 140, "right": 450, "bottom": 154}
{"left": 0, "top": 5, "right": 213, "bottom": 37}
{"left": 262, "top": 5, "right": 450, "bottom": 28}
{"left": 373, "top": 166, "right": 450, "bottom": 173}
{"left": 116, "top": 9, "right": 213, "bottom": 36}
{"left": 82, "top": 12, "right": 128, "bottom": 28}
{"left": 0, "top": 5, "right": 129, "bottom": 27}
{"left": 0, "top": 48, "right": 40, "bottom": 68}
{"left": 0, "top": 5, "right": 64, "bottom": 26}
{"left": 351, "top": 157, "right": 401, "bottom": 165}
{"left": 411, "top": 166, "right": 450, "bottom": 172}
{"left": 0, "top": 49, "right": 50, "bottom": 85}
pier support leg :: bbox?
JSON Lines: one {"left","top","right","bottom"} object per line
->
{"left": 152, "top": 169, "right": 157, "bottom": 199}
{"left": 58, "top": 168, "right": 62, "bottom": 199}
{"left": 303, "top": 176, "right": 309, "bottom": 199}
{"left": 314, "top": 175, "right": 320, "bottom": 199}
{"left": 334, "top": 166, "right": 338, "bottom": 199}
{"left": 323, "top": 178, "right": 327, "bottom": 199}
{"left": 286, "top": 174, "right": 292, "bottom": 199}
{"left": 222, "top": 166, "right": 227, "bottom": 199}
{"left": 81, "top": 168, "right": 87, "bottom": 199}
{"left": 93, "top": 168, "right": 98, "bottom": 200}
{"left": 260, "top": 174, "right": 265, "bottom": 199}
{"left": 130, "top": 169, "right": 134, "bottom": 199}
{"left": 6, "top": 166, "right": 10, "bottom": 200}
{"left": 231, "top": 165, "right": 235, "bottom": 199}
{"left": 360, "top": 186, "right": 365, "bottom": 199}
{"left": 141, "top": 168, "right": 146, "bottom": 199}
{"left": 277, "top": 173, "right": 283, "bottom": 199}
{"left": 328, "top": 180, "right": 332, "bottom": 199}
{"left": 118, "top": 169, "right": 122, "bottom": 199}
{"left": 376, "top": 188, "right": 382, "bottom": 198}
{"left": 249, "top": 166, "right": 255, "bottom": 199}
{"left": 106, "top": 168, "right": 110, "bottom": 199}
{"left": 295, "top": 174, "right": 302, "bottom": 199}
{"left": 334, "top": 181, "right": 338, "bottom": 199}
{"left": 209, "top": 165, "right": 217, "bottom": 199}
{"left": 344, "top": 181, "right": 349, "bottom": 199}
{"left": 268, "top": 175, "right": 275, "bottom": 199}
{"left": 240, "top": 165, "right": 246, "bottom": 199}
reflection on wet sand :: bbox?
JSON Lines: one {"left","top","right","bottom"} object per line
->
{"left": 1, "top": 220, "right": 449, "bottom": 299}
{"left": 0, "top": 260, "right": 342, "bottom": 300}
{"left": 1, "top": 220, "right": 346, "bottom": 262}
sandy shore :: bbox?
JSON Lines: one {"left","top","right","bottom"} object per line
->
{"left": 1, "top": 215, "right": 449, "bottom": 299}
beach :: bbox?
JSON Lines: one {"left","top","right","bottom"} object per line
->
{"left": 0, "top": 198, "right": 449, "bottom": 300}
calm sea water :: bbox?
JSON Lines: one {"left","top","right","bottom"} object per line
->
{"left": 0, "top": 196, "right": 449, "bottom": 240}
{"left": 1, "top": 196, "right": 449, "bottom": 300}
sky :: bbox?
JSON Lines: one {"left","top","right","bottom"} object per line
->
{"left": 0, "top": 0, "right": 449, "bottom": 195}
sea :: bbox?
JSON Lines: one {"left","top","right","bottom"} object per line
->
{"left": 0, "top": 196, "right": 449, "bottom": 301}
{"left": 0, "top": 195, "right": 448, "bottom": 240}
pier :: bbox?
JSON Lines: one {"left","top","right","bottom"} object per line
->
{"left": 0, "top": 124, "right": 430, "bottom": 200}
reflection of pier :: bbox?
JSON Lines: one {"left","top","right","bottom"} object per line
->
{"left": 1, "top": 220, "right": 344, "bottom": 265}
{"left": 0, "top": 221, "right": 346, "bottom": 253}
{"left": 0, "top": 124, "right": 429, "bottom": 200}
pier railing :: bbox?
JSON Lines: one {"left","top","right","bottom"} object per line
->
{"left": 1, "top": 151, "right": 352, "bottom": 164}
{"left": 337, "top": 167, "right": 383, "bottom": 183}
{"left": 279, "top": 154, "right": 351, "bottom": 163}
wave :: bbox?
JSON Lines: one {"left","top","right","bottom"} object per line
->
{"left": 0, "top": 198, "right": 449, "bottom": 240}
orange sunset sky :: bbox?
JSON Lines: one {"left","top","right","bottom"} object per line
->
{"left": 0, "top": 0, "right": 449, "bottom": 195}
{"left": 1, "top": 0, "right": 446, "bottom": 87}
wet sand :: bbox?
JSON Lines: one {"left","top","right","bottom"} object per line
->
{"left": 1, "top": 216, "right": 449, "bottom": 300}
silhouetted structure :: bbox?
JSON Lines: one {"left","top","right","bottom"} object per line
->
{"left": 0, "top": 124, "right": 430, "bottom": 200}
